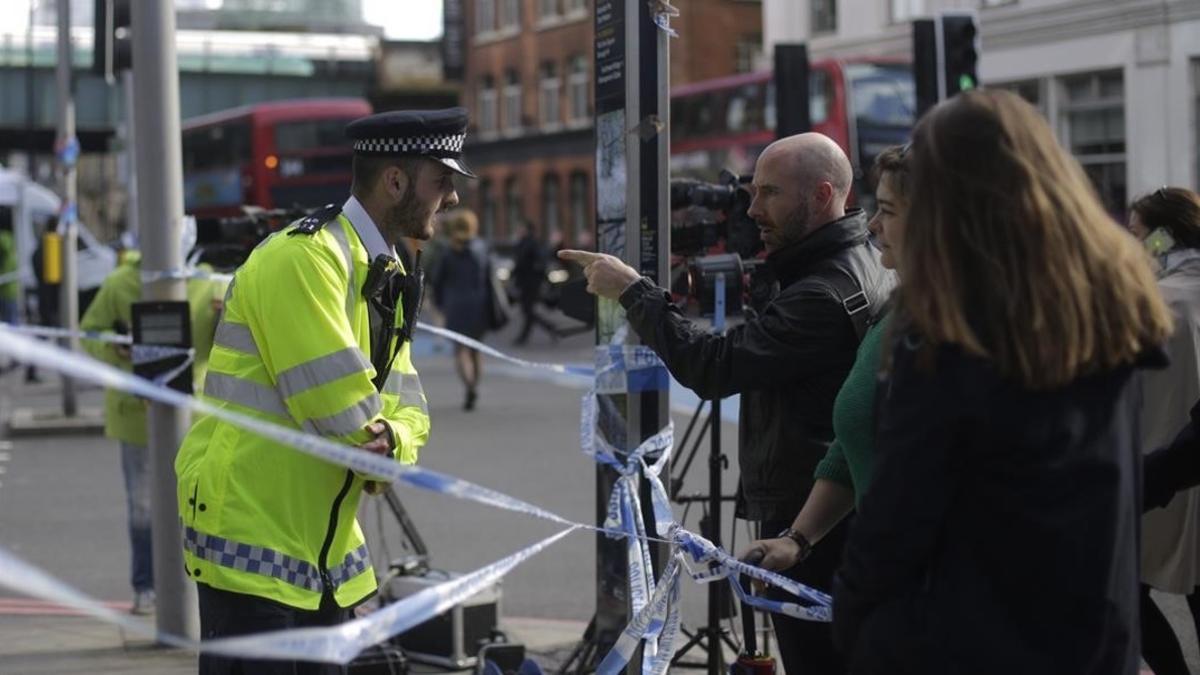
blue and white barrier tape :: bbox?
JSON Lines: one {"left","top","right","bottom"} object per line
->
{"left": 0, "top": 270, "right": 20, "bottom": 286}
{"left": 0, "top": 321, "right": 832, "bottom": 666}
{"left": 0, "top": 527, "right": 576, "bottom": 664}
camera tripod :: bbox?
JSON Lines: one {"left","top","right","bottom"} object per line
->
{"left": 667, "top": 272, "right": 764, "bottom": 675}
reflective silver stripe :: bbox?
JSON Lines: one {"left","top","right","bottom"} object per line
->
{"left": 384, "top": 371, "right": 428, "bottom": 413}
{"left": 184, "top": 526, "right": 322, "bottom": 593}
{"left": 327, "top": 221, "right": 356, "bottom": 319}
{"left": 276, "top": 347, "right": 371, "bottom": 400}
{"left": 303, "top": 392, "right": 382, "bottom": 437}
{"left": 213, "top": 321, "right": 258, "bottom": 356}
{"left": 204, "top": 372, "right": 289, "bottom": 419}
{"left": 328, "top": 544, "right": 372, "bottom": 588}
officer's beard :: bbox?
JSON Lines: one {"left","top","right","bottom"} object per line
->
{"left": 389, "top": 189, "right": 435, "bottom": 241}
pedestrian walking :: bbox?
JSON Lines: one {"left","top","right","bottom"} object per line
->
{"left": 432, "top": 208, "right": 490, "bottom": 411}
{"left": 831, "top": 89, "right": 1172, "bottom": 674}
{"left": 177, "top": 108, "right": 470, "bottom": 674}
{"left": 79, "top": 221, "right": 219, "bottom": 615}
{"left": 1126, "top": 187, "right": 1200, "bottom": 675}
{"left": 512, "top": 222, "right": 558, "bottom": 345}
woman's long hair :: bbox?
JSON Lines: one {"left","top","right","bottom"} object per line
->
{"left": 895, "top": 89, "right": 1171, "bottom": 389}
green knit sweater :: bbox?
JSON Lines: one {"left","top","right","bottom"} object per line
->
{"left": 813, "top": 313, "right": 890, "bottom": 507}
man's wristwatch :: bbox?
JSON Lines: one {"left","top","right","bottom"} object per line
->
{"left": 777, "top": 528, "right": 814, "bottom": 562}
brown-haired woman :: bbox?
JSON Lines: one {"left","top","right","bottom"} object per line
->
{"left": 831, "top": 89, "right": 1172, "bottom": 674}
{"left": 432, "top": 208, "right": 491, "bottom": 410}
{"left": 1128, "top": 187, "right": 1200, "bottom": 675}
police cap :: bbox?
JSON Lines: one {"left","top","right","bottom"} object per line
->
{"left": 345, "top": 107, "right": 475, "bottom": 178}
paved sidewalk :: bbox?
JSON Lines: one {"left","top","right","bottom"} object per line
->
{"left": 0, "top": 607, "right": 588, "bottom": 674}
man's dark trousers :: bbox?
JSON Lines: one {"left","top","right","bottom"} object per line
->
{"left": 760, "top": 516, "right": 851, "bottom": 674}
{"left": 197, "top": 583, "right": 351, "bottom": 675}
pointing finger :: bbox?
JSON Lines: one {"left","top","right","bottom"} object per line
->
{"left": 558, "top": 249, "right": 604, "bottom": 265}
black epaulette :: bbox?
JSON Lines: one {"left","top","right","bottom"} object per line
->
{"left": 287, "top": 203, "right": 342, "bottom": 236}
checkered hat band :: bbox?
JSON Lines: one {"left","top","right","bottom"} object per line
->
{"left": 354, "top": 133, "right": 465, "bottom": 156}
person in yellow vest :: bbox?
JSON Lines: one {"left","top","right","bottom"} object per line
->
{"left": 80, "top": 219, "right": 219, "bottom": 616}
{"left": 177, "top": 108, "right": 470, "bottom": 675}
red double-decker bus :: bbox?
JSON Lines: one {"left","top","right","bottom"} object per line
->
{"left": 670, "top": 59, "right": 914, "bottom": 209}
{"left": 182, "top": 98, "right": 372, "bottom": 220}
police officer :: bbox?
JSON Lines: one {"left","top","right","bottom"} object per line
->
{"left": 177, "top": 108, "right": 471, "bottom": 674}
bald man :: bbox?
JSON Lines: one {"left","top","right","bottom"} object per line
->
{"left": 561, "top": 133, "right": 895, "bottom": 673}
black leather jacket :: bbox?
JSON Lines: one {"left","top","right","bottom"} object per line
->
{"left": 620, "top": 209, "right": 895, "bottom": 521}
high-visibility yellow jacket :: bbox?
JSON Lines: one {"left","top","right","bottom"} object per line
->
{"left": 175, "top": 212, "right": 430, "bottom": 610}
{"left": 79, "top": 251, "right": 219, "bottom": 447}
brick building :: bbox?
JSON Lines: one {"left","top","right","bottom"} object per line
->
{"left": 457, "top": 0, "right": 762, "bottom": 245}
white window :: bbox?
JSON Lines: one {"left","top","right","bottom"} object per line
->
{"left": 476, "top": 0, "right": 495, "bottom": 34}
{"left": 478, "top": 76, "right": 498, "bottom": 134}
{"left": 539, "top": 0, "right": 559, "bottom": 20}
{"left": 543, "top": 174, "right": 561, "bottom": 236}
{"left": 1060, "top": 70, "right": 1126, "bottom": 214}
{"left": 567, "top": 55, "right": 590, "bottom": 125}
{"left": 890, "top": 0, "right": 923, "bottom": 23}
{"left": 735, "top": 34, "right": 761, "bottom": 74}
{"left": 811, "top": 0, "right": 836, "bottom": 35}
{"left": 500, "top": 0, "right": 521, "bottom": 29}
{"left": 479, "top": 179, "right": 496, "bottom": 238}
{"left": 503, "top": 69, "right": 523, "bottom": 135}
{"left": 564, "top": 0, "right": 587, "bottom": 15}
{"left": 569, "top": 172, "right": 589, "bottom": 243}
{"left": 505, "top": 176, "right": 523, "bottom": 235}
{"left": 540, "top": 62, "right": 562, "bottom": 130}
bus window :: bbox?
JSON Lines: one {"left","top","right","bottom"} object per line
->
{"left": 183, "top": 122, "right": 251, "bottom": 172}
{"left": 727, "top": 83, "right": 769, "bottom": 134}
{"left": 274, "top": 119, "right": 355, "bottom": 154}
{"left": 846, "top": 63, "right": 914, "bottom": 129}
{"left": 810, "top": 69, "right": 832, "bottom": 125}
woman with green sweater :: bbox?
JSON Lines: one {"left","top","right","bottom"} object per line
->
{"left": 743, "top": 145, "right": 908, "bottom": 571}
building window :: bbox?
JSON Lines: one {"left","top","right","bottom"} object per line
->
{"left": 1194, "top": 60, "right": 1200, "bottom": 190}
{"left": 1060, "top": 70, "right": 1126, "bottom": 215}
{"left": 569, "top": 171, "right": 589, "bottom": 244}
{"left": 478, "top": 75, "right": 498, "bottom": 134}
{"left": 811, "top": 0, "right": 836, "bottom": 35}
{"left": 891, "top": 0, "right": 923, "bottom": 22}
{"left": 500, "top": 0, "right": 521, "bottom": 29}
{"left": 503, "top": 69, "right": 523, "bottom": 135}
{"left": 539, "top": 62, "right": 562, "bottom": 130}
{"left": 735, "top": 34, "right": 761, "bottom": 74}
{"left": 539, "top": 0, "right": 559, "bottom": 20}
{"left": 564, "top": 0, "right": 587, "bottom": 16}
{"left": 542, "top": 174, "right": 561, "bottom": 237}
{"left": 476, "top": 0, "right": 495, "bottom": 35}
{"left": 994, "top": 79, "right": 1045, "bottom": 117}
{"left": 567, "top": 55, "right": 590, "bottom": 125}
{"left": 479, "top": 179, "right": 496, "bottom": 238}
{"left": 505, "top": 176, "right": 523, "bottom": 236}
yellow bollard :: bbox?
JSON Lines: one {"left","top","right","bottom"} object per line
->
{"left": 42, "top": 232, "right": 62, "bottom": 284}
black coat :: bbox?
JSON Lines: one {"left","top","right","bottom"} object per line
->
{"left": 620, "top": 210, "right": 895, "bottom": 520}
{"left": 1143, "top": 398, "right": 1200, "bottom": 511}
{"left": 833, "top": 336, "right": 1157, "bottom": 675}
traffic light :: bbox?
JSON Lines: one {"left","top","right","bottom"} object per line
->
{"left": 92, "top": 0, "right": 132, "bottom": 81}
{"left": 913, "top": 11, "right": 980, "bottom": 117}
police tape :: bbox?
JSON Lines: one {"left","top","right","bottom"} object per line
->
{"left": 0, "top": 527, "right": 576, "bottom": 664}
{"left": 416, "top": 322, "right": 595, "bottom": 378}
{"left": 0, "top": 323, "right": 832, "bottom": 666}
{"left": 2, "top": 323, "right": 195, "bottom": 387}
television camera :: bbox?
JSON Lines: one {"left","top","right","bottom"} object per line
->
{"left": 194, "top": 206, "right": 310, "bottom": 271}
{"left": 669, "top": 170, "right": 770, "bottom": 317}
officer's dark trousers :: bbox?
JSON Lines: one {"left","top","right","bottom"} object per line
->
{"left": 759, "top": 516, "right": 851, "bottom": 675}
{"left": 197, "top": 583, "right": 351, "bottom": 675}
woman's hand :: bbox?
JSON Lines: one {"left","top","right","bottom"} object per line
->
{"left": 741, "top": 536, "right": 804, "bottom": 572}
